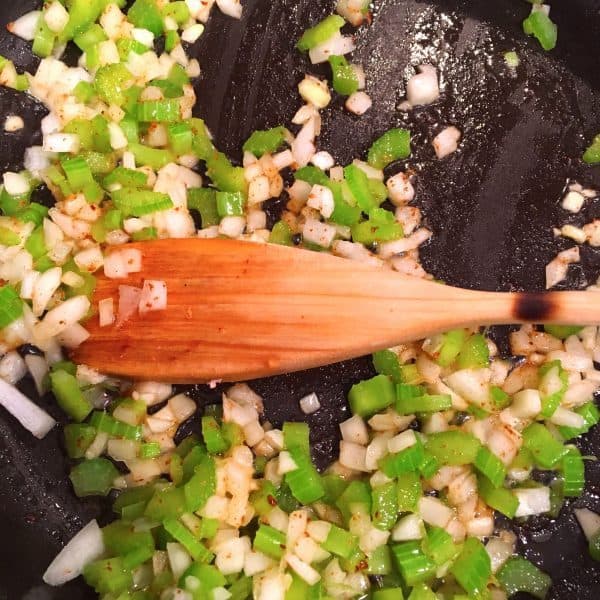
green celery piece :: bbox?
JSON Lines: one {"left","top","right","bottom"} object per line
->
{"left": 228, "top": 575, "right": 253, "bottom": 600}
{"left": 421, "top": 526, "right": 460, "bottom": 566}
{"left": 184, "top": 454, "right": 216, "bottom": 512}
{"left": 201, "top": 416, "right": 229, "bottom": 454}
{"left": 182, "top": 444, "right": 208, "bottom": 481}
{"left": 113, "top": 484, "right": 156, "bottom": 514}
{"left": 371, "top": 481, "right": 398, "bottom": 530}
{"left": 32, "top": 15, "right": 55, "bottom": 58}
{"left": 397, "top": 472, "right": 422, "bottom": 512}
{"left": 450, "top": 537, "right": 491, "bottom": 597}
{"left": 367, "top": 128, "right": 411, "bottom": 169}
{"left": 474, "top": 445, "right": 507, "bottom": 488}
{"left": 477, "top": 475, "right": 518, "bottom": 518}
{"left": 70, "top": 458, "right": 119, "bottom": 497}
{"left": 104, "top": 167, "right": 148, "bottom": 189}
{"left": 348, "top": 374, "right": 395, "bottom": 417}
{"left": 0, "top": 285, "right": 23, "bottom": 328}
{"left": 583, "top": 134, "right": 600, "bottom": 165}
{"left": 561, "top": 447, "right": 585, "bottom": 498}
{"left": 168, "top": 122, "right": 193, "bottom": 155}
{"left": 137, "top": 98, "right": 182, "bottom": 123}
{"left": 206, "top": 152, "right": 247, "bottom": 196}
{"left": 391, "top": 541, "right": 436, "bottom": 587}
{"left": 83, "top": 556, "right": 132, "bottom": 595}
{"left": 254, "top": 524, "right": 286, "bottom": 559}
{"left": 344, "top": 163, "right": 377, "bottom": 211}
{"left": 559, "top": 402, "right": 599, "bottom": 439}
{"left": 437, "top": 328, "right": 467, "bottom": 366}
{"left": 128, "top": 0, "right": 164, "bottom": 35}
{"left": 24, "top": 227, "right": 47, "bottom": 259}
{"left": 284, "top": 446, "right": 325, "bottom": 504}
{"left": 275, "top": 481, "right": 300, "bottom": 513}
{"left": 283, "top": 422, "right": 310, "bottom": 454}
{"left": 163, "top": 518, "right": 213, "bottom": 562}
{"left": 243, "top": 126, "right": 287, "bottom": 158}
{"left": 335, "top": 480, "right": 371, "bottom": 523}
{"left": 321, "top": 473, "right": 349, "bottom": 504}
{"left": 89, "top": 411, "right": 142, "bottom": 440}
{"left": 407, "top": 584, "right": 436, "bottom": 600}
{"left": 50, "top": 369, "right": 92, "bottom": 422}
{"left": 94, "top": 63, "right": 133, "bottom": 106}
{"left": 63, "top": 119, "right": 95, "bottom": 151}
{"left": 269, "top": 220, "right": 294, "bottom": 245}
{"left": 543, "top": 324, "right": 583, "bottom": 339}
{"left": 64, "top": 423, "right": 96, "bottom": 459}
{"left": 497, "top": 557, "right": 552, "bottom": 599}
{"left": 161, "top": 1, "right": 190, "bottom": 25}
{"left": 457, "top": 333, "right": 490, "bottom": 368}
{"left": 131, "top": 227, "right": 158, "bottom": 242}
{"left": 216, "top": 191, "right": 245, "bottom": 217}
{"left": 372, "top": 349, "right": 403, "bottom": 382}
{"left": 250, "top": 480, "right": 278, "bottom": 516}
{"left": 180, "top": 562, "right": 226, "bottom": 591}
{"left": 328, "top": 55, "right": 359, "bottom": 96}
{"left": 322, "top": 524, "right": 358, "bottom": 559}
{"left": 297, "top": 15, "right": 345, "bottom": 51}
{"left": 523, "top": 423, "right": 569, "bottom": 468}
{"left": 379, "top": 441, "right": 424, "bottom": 478}
{"left": 111, "top": 188, "right": 173, "bottom": 217}
{"left": 145, "top": 485, "right": 187, "bottom": 520}
{"left": 490, "top": 385, "right": 510, "bottom": 409}
{"left": 589, "top": 530, "right": 600, "bottom": 561}
{"left": 102, "top": 520, "right": 154, "bottom": 556}
{"left": 188, "top": 188, "right": 219, "bottom": 228}
{"left": 396, "top": 392, "right": 452, "bottom": 415}
{"left": 425, "top": 431, "right": 481, "bottom": 466}
{"left": 170, "top": 453, "right": 184, "bottom": 485}
{"left": 523, "top": 10, "right": 557, "bottom": 51}
{"left": 367, "top": 544, "right": 392, "bottom": 575}
{"left": 59, "top": 0, "right": 107, "bottom": 43}
{"left": 351, "top": 211, "right": 404, "bottom": 245}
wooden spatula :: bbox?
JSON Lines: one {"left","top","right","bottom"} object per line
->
{"left": 71, "top": 238, "right": 599, "bottom": 383}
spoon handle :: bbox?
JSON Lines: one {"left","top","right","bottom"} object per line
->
{"left": 71, "top": 239, "right": 599, "bottom": 382}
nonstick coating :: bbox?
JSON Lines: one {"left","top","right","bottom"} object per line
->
{"left": 1, "top": 0, "right": 600, "bottom": 598}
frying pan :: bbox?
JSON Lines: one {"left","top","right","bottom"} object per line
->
{"left": 0, "top": 0, "right": 599, "bottom": 597}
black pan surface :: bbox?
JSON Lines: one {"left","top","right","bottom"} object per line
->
{"left": 1, "top": 0, "right": 600, "bottom": 598}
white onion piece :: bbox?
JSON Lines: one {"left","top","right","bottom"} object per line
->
{"left": 8, "top": 10, "right": 41, "bottom": 41}
{"left": 419, "top": 496, "right": 454, "bottom": 528}
{"left": 298, "top": 76, "right": 331, "bottom": 109}
{"left": 4, "top": 172, "right": 29, "bottom": 195}
{"left": 43, "top": 520, "right": 104, "bottom": 586}
{"left": 0, "top": 375, "right": 55, "bottom": 438}
{"left": 44, "top": 1, "right": 69, "bottom": 33}
{"left": 216, "top": 0, "right": 242, "bottom": 19}
{"left": 291, "top": 118, "right": 316, "bottom": 168}
{"left": 309, "top": 33, "right": 356, "bottom": 65}
{"left": 57, "top": 322, "right": 90, "bottom": 349}
{"left": 345, "top": 91, "right": 372, "bottom": 115}
{"left": 574, "top": 508, "right": 600, "bottom": 541}
{"left": 25, "top": 354, "right": 48, "bottom": 396}
{"left": 514, "top": 487, "right": 550, "bottom": 517}
{"left": 311, "top": 151, "right": 335, "bottom": 171}
{"left": 34, "top": 295, "right": 90, "bottom": 342}
{"left": 24, "top": 146, "right": 53, "bottom": 177}
{"left": 545, "top": 246, "right": 580, "bottom": 289}
{"left": 43, "top": 133, "right": 80, "bottom": 153}
{"left": 285, "top": 553, "right": 321, "bottom": 585}
{"left": 550, "top": 406, "right": 585, "bottom": 428}
{"left": 139, "top": 279, "right": 168, "bottom": 314}
{"left": 0, "top": 351, "right": 27, "bottom": 385}
{"left": 303, "top": 217, "right": 336, "bottom": 248}
{"left": 406, "top": 65, "right": 439, "bottom": 107}
{"left": 307, "top": 184, "right": 335, "bottom": 219}
{"left": 98, "top": 298, "right": 115, "bottom": 327}
{"left": 299, "top": 392, "right": 321, "bottom": 414}
{"left": 432, "top": 126, "right": 461, "bottom": 159}
{"left": 387, "top": 171, "right": 415, "bottom": 206}
{"left": 339, "top": 441, "right": 368, "bottom": 472}
{"left": 392, "top": 514, "right": 424, "bottom": 541}
{"left": 32, "top": 267, "right": 62, "bottom": 316}
{"left": 117, "top": 285, "right": 142, "bottom": 327}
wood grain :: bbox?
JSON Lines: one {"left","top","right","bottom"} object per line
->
{"left": 71, "top": 239, "right": 600, "bottom": 382}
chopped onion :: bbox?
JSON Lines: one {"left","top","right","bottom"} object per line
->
{"left": 4, "top": 114, "right": 24, "bottom": 132}
{"left": 298, "top": 76, "right": 331, "bottom": 109}
{"left": 307, "top": 184, "right": 335, "bottom": 219}
{"left": 387, "top": 171, "right": 415, "bottom": 206}
{"left": 406, "top": 65, "right": 440, "bottom": 107}
{"left": 309, "top": 33, "right": 356, "bottom": 65}
{"left": 339, "top": 440, "right": 368, "bottom": 472}
{"left": 57, "top": 322, "right": 90, "bottom": 349}
{"left": 285, "top": 553, "right": 321, "bottom": 585}
{"left": 219, "top": 216, "right": 246, "bottom": 238}
{"left": 34, "top": 295, "right": 90, "bottom": 343}
{"left": 216, "top": 0, "right": 242, "bottom": 19}
{"left": 545, "top": 246, "right": 580, "bottom": 289}
{"left": 43, "top": 133, "right": 80, "bottom": 154}
{"left": 25, "top": 354, "right": 48, "bottom": 396}
{"left": 311, "top": 151, "right": 335, "bottom": 171}
{"left": 117, "top": 285, "right": 142, "bottom": 327}
{"left": 574, "top": 508, "right": 600, "bottom": 541}
{"left": 98, "top": 298, "right": 115, "bottom": 327}
{"left": 291, "top": 118, "right": 317, "bottom": 168}
{"left": 139, "top": 279, "right": 168, "bottom": 314}
{"left": 3, "top": 172, "right": 29, "bottom": 196}
{"left": 418, "top": 496, "right": 454, "bottom": 528}
{"left": 299, "top": 392, "right": 321, "bottom": 414}
{"left": 7, "top": 10, "right": 41, "bottom": 41}
{"left": 43, "top": 520, "right": 104, "bottom": 585}
{"left": 340, "top": 414, "right": 369, "bottom": 445}
{"left": 303, "top": 217, "right": 336, "bottom": 248}
{"left": 392, "top": 514, "right": 424, "bottom": 541}
{"left": 514, "top": 487, "right": 550, "bottom": 517}
{"left": 387, "top": 429, "right": 417, "bottom": 453}
{"left": 44, "top": 1, "right": 69, "bottom": 33}
{"left": 432, "top": 126, "right": 461, "bottom": 159}
{"left": 0, "top": 376, "right": 55, "bottom": 438}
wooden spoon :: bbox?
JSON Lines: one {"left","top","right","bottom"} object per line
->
{"left": 71, "top": 238, "right": 599, "bottom": 383}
